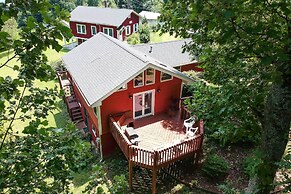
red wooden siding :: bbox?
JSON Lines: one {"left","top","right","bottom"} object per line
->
{"left": 180, "top": 62, "right": 203, "bottom": 72}
{"left": 121, "top": 12, "right": 140, "bottom": 40}
{"left": 67, "top": 72, "right": 99, "bottom": 142}
{"left": 100, "top": 70, "right": 182, "bottom": 156}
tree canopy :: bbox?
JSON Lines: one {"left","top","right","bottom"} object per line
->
{"left": 159, "top": 0, "right": 290, "bottom": 193}
{"left": 0, "top": 1, "right": 91, "bottom": 192}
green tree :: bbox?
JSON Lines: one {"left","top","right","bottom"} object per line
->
{"left": 88, "top": 0, "right": 98, "bottom": 6}
{"left": 1, "top": 18, "right": 19, "bottom": 40}
{"left": 159, "top": 0, "right": 290, "bottom": 193}
{"left": 139, "top": 19, "right": 150, "bottom": 43}
{"left": 0, "top": 1, "right": 91, "bottom": 192}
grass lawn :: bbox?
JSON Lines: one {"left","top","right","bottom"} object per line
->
{"left": 0, "top": 48, "right": 69, "bottom": 133}
{"left": 150, "top": 31, "right": 181, "bottom": 43}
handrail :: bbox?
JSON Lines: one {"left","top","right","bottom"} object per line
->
{"left": 110, "top": 115, "right": 204, "bottom": 169}
{"left": 109, "top": 117, "right": 132, "bottom": 159}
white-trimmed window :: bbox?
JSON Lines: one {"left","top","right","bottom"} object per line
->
{"left": 134, "top": 72, "right": 144, "bottom": 87}
{"left": 145, "top": 68, "right": 155, "bottom": 85}
{"left": 125, "top": 25, "right": 131, "bottom": 35}
{"left": 118, "top": 84, "right": 127, "bottom": 91}
{"left": 77, "top": 24, "right": 86, "bottom": 34}
{"left": 133, "top": 23, "right": 139, "bottom": 33}
{"left": 103, "top": 27, "right": 114, "bottom": 37}
{"left": 91, "top": 26, "right": 97, "bottom": 35}
{"left": 161, "top": 72, "right": 173, "bottom": 82}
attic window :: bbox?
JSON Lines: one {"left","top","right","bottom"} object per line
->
{"left": 134, "top": 72, "right": 144, "bottom": 88}
{"left": 145, "top": 68, "right": 155, "bottom": 85}
{"left": 77, "top": 24, "right": 86, "bottom": 34}
{"left": 161, "top": 72, "right": 173, "bottom": 82}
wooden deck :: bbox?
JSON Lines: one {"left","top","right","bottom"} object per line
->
{"left": 109, "top": 110, "right": 204, "bottom": 194}
{"left": 133, "top": 113, "right": 189, "bottom": 150}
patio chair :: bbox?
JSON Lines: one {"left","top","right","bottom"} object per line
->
{"left": 183, "top": 116, "right": 196, "bottom": 132}
{"left": 186, "top": 126, "right": 198, "bottom": 137}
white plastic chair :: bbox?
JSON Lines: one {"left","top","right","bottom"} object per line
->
{"left": 183, "top": 116, "right": 196, "bottom": 132}
{"left": 186, "top": 126, "right": 198, "bottom": 137}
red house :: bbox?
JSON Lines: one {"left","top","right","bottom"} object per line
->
{"left": 60, "top": 33, "right": 204, "bottom": 193}
{"left": 70, "top": 6, "right": 140, "bottom": 44}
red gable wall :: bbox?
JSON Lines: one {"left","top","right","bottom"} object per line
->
{"left": 100, "top": 69, "right": 182, "bottom": 156}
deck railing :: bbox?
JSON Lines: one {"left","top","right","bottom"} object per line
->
{"left": 109, "top": 115, "right": 204, "bottom": 169}
{"left": 109, "top": 117, "right": 132, "bottom": 159}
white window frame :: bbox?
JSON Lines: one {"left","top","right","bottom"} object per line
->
{"left": 133, "top": 23, "right": 139, "bottom": 33}
{"left": 160, "top": 72, "right": 173, "bottom": 82}
{"left": 125, "top": 25, "right": 131, "bottom": 35}
{"left": 145, "top": 68, "right": 155, "bottom": 85}
{"left": 133, "top": 72, "right": 144, "bottom": 88}
{"left": 91, "top": 26, "right": 97, "bottom": 35}
{"left": 117, "top": 84, "right": 127, "bottom": 92}
{"left": 76, "top": 24, "right": 86, "bottom": 34}
{"left": 103, "top": 27, "right": 114, "bottom": 37}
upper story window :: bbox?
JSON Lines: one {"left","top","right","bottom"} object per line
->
{"left": 91, "top": 26, "right": 97, "bottom": 35}
{"left": 161, "top": 72, "right": 173, "bottom": 82}
{"left": 134, "top": 72, "right": 144, "bottom": 88}
{"left": 103, "top": 27, "right": 114, "bottom": 37}
{"left": 125, "top": 25, "right": 131, "bottom": 35}
{"left": 77, "top": 24, "right": 86, "bottom": 34}
{"left": 145, "top": 68, "right": 155, "bottom": 85}
{"left": 133, "top": 23, "right": 139, "bottom": 33}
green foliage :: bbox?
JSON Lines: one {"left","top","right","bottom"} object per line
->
{"left": 1, "top": 18, "right": 19, "bottom": 40}
{"left": 217, "top": 181, "right": 238, "bottom": 194}
{"left": 126, "top": 32, "right": 140, "bottom": 45}
{"left": 88, "top": 0, "right": 99, "bottom": 6}
{"left": 108, "top": 175, "right": 128, "bottom": 194}
{"left": 185, "top": 81, "right": 261, "bottom": 146}
{"left": 243, "top": 151, "right": 265, "bottom": 178}
{"left": 0, "top": 1, "right": 92, "bottom": 193}
{"left": 202, "top": 154, "right": 229, "bottom": 179}
{"left": 159, "top": 1, "right": 291, "bottom": 192}
{"left": 139, "top": 20, "right": 150, "bottom": 43}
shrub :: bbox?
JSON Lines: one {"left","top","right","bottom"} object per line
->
{"left": 218, "top": 181, "right": 238, "bottom": 194}
{"left": 126, "top": 33, "right": 140, "bottom": 45}
{"left": 202, "top": 154, "right": 229, "bottom": 179}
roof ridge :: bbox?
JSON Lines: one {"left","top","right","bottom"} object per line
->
{"left": 100, "top": 33, "right": 150, "bottom": 63}
{"left": 133, "top": 38, "right": 190, "bottom": 47}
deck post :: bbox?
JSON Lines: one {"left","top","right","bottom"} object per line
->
{"left": 129, "top": 147, "right": 133, "bottom": 191}
{"left": 152, "top": 151, "right": 158, "bottom": 194}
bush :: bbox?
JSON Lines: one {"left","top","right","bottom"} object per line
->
{"left": 202, "top": 154, "right": 229, "bottom": 179}
{"left": 126, "top": 33, "right": 140, "bottom": 45}
{"left": 218, "top": 181, "right": 238, "bottom": 194}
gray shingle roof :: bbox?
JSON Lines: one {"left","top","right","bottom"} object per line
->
{"left": 133, "top": 39, "right": 198, "bottom": 67}
{"left": 62, "top": 33, "right": 193, "bottom": 107}
{"left": 70, "top": 6, "right": 137, "bottom": 27}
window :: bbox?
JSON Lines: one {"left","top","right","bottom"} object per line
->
{"left": 125, "top": 25, "right": 131, "bottom": 35}
{"left": 91, "top": 26, "right": 97, "bottom": 35}
{"left": 118, "top": 84, "right": 127, "bottom": 91}
{"left": 161, "top": 72, "right": 173, "bottom": 82}
{"left": 134, "top": 72, "right": 144, "bottom": 87}
{"left": 145, "top": 68, "right": 155, "bottom": 85}
{"left": 103, "top": 27, "right": 114, "bottom": 37}
{"left": 133, "top": 23, "right": 139, "bottom": 32}
{"left": 77, "top": 24, "right": 86, "bottom": 34}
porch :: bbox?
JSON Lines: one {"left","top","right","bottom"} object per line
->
{"left": 109, "top": 110, "right": 204, "bottom": 194}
